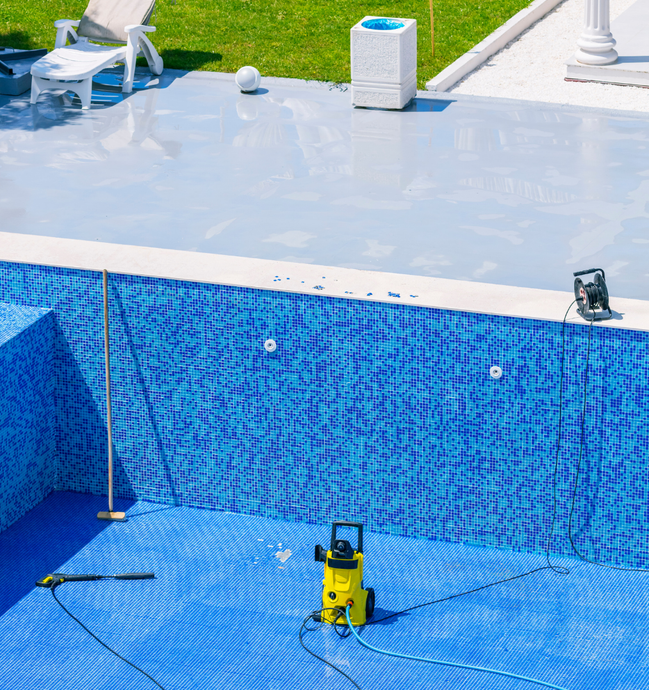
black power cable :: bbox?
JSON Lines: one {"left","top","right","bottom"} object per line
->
{"left": 567, "top": 319, "right": 649, "bottom": 573}
{"left": 45, "top": 575, "right": 165, "bottom": 690}
{"left": 301, "top": 565, "right": 563, "bottom": 690}
{"left": 367, "top": 565, "right": 555, "bottom": 626}
{"left": 543, "top": 300, "right": 577, "bottom": 576}
{"left": 299, "top": 608, "right": 363, "bottom": 689}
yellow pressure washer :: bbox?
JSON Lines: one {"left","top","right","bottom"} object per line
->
{"left": 314, "top": 521, "right": 375, "bottom": 626}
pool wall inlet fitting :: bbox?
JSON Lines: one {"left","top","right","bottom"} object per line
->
{"left": 314, "top": 521, "right": 375, "bottom": 626}
{"left": 490, "top": 365, "right": 503, "bottom": 379}
{"left": 350, "top": 16, "right": 417, "bottom": 110}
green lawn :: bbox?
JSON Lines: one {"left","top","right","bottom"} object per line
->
{"left": 1, "top": 0, "right": 530, "bottom": 89}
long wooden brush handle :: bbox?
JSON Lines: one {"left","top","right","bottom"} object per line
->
{"left": 103, "top": 269, "right": 114, "bottom": 513}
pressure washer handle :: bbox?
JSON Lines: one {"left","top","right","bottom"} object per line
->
{"left": 52, "top": 573, "right": 103, "bottom": 582}
{"left": 112, "top": 573, "right": 155, "bottom": 580}
{"left": 331, "top": 521, "right": 363, "bottom": 554}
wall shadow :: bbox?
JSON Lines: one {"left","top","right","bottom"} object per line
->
{"left": 53, "top": 316, "right": 136, "bottom": 501}
{"left": 0, "top": 491, "right": 135, "bottom": 616}
{"left": 0, "top": 312, "right": 140, "bottom": 614}
{"left": 111, "top": 280, "right": 179, "bottom": 506}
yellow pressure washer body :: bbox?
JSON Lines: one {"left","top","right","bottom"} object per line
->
{"left": 315, "top": 521, "right": 375, "bottom": 626}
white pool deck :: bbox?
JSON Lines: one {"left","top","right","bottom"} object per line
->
{"left": 0, "top": 69, "right": 647, "bottom": 331}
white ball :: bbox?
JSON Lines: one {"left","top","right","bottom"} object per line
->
{"left": 235, "top": 66, "right": 261, "bottom": 93}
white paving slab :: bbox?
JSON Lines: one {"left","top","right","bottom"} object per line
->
{"left": 566, "top": 0, "right": 649, "bottom": 86}
{"left": 450, "top": 0, "right": 649, "bottom": 111}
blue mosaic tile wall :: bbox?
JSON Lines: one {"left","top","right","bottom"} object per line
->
{"left": 0, "top": 303, "right": 57, "bottom": 532}
{"left": 0, "top": 261, "right": 648, "bottom": 568}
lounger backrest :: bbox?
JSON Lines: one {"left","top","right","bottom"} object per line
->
{"left": 77, "top": 0, "right": 156, "bottom": 44}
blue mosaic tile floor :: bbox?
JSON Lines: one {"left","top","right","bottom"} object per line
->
{"left": 2, "top": 492, "right": 648, "bottom": 690}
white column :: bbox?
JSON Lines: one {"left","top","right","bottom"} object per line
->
{"left": 575, "top": 0, "right": 618, "bottom": 65}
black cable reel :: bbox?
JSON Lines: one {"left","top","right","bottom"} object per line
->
{"left": 573, "top": 268, "right": 612, "bottom": 321}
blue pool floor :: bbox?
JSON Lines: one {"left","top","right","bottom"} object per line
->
{"left": 2, "top": 492, "right": 648, "bottom": 690}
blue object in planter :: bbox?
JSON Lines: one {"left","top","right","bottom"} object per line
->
{"left": 361, "top": 18, "right": 405, "bottom": 30}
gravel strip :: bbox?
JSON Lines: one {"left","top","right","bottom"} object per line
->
{"left": 449, "top": 0, "right": 649, "bottom": 112}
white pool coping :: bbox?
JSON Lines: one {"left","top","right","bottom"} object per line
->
{"left": 1, "top": 233, "right": 647, "bottom": 333}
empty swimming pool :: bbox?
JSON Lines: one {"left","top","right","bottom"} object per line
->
{"left": 1, "top": 67, "right": 648, "bottom": 690}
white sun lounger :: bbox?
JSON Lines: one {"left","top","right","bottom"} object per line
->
{"left": 30, "top": 0, "right": 163, "bottom": 109}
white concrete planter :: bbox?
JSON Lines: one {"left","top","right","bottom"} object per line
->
{"left": 351, "top": 16, "right": 417, "bottom": 110}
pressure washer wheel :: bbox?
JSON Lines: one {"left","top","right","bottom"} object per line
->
{"left": 365, "top": 588, "right": 375, "bottom": 620}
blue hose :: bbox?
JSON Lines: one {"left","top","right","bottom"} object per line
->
{"left": 344, "top": 605, "right": 567, "bottom": 690}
